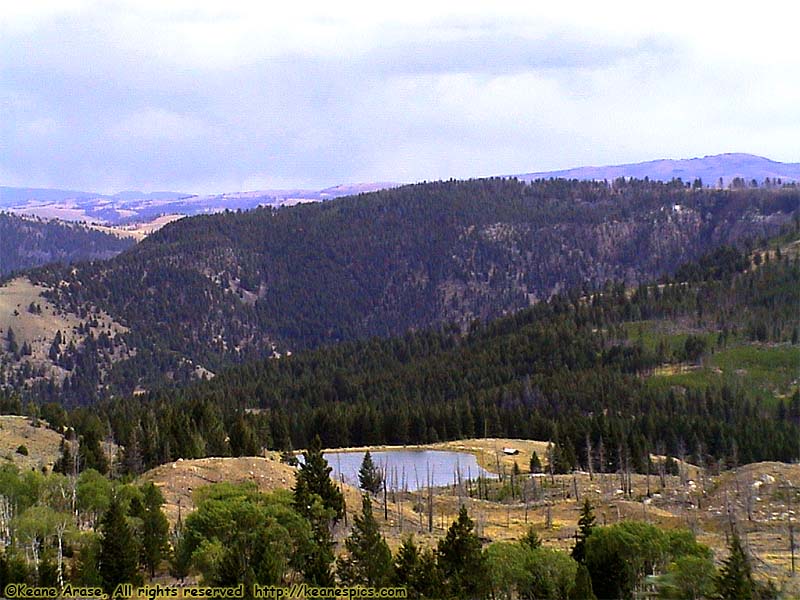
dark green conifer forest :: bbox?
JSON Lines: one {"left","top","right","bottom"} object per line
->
{"left": 8, "top": 178, "right": 796, "bottom": 402}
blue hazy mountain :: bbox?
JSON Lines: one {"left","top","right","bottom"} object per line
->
{"left": 517, "top": 153, "right": 800, "bottom": 185}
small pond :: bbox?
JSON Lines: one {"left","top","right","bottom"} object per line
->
{"left": 323, "top": 449, "right": 497, "bottom": 492}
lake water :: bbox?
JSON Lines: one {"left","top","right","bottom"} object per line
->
{"left": 323, "top": 450, "right": 497, "bottom": 492}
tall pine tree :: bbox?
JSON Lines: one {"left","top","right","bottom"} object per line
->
{"left": 98, "top": 496, "right": 140, "bottom": 592}
{"left": 292, "top": 435, "right": 344, "bottom": 522}
{"left": 715, "top": 531, "right": 755, "bottom": 600}
{"left": 135, "top": 484, "right": 169, "bottom": 578}
{"left": 358, "top": 451, "right": 383, "bottom": 495}
{"left": 336, "top": 495, "right": 393, "bottom": 586}
{"left": 571, "top": 498, "right": 596, "bottom": 564}
{"left": 292, "top": 435, "right": 344, "bottom": 586}
{"left": 437, "top": 505, "right": 487, "bottom": 599}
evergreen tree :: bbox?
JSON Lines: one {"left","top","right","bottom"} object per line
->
{"left": 98, "top": 496, "right": 140, "bottom": 592}
{"left": 6, "top": 328, "right": 18, "bottom": 354}
{"left": 79, "top": 429, "right": 109, "bottom": 475}
{"left": 529, "top": 451, "right": 542, "bottom": 473}
{"left": 292, "top": 436, "right": 344, "bottom": 585}
{"left": 393, "top": 536, "right": 442, "bottom": 600}
{"left": 122, "top": 428, "right": 144, "bottom": 476}
{"left": 302, "top": 526, "right": 336, "bottom": 587}
{"left": 437, "top": 505, "right": 487, "bottom": 599}
{"left": 715, "top": 531, "right": 755, "bottom": 600}
{"left": 337, "top": 495, "right": 393, "bottom": 586}
{"left": 358, "top": 450, "right": 383, "bottom": 495}
{"left": 393, "top": 536, "right": 420, "bottom": 589}
{"left": 138, "top": 483, "right": 170, "bottom": 578}
{"left": 53, "top": 440, "right": 76, "bottom": 476}
{"left": 570, "top": 563, "right": 597, "bottom": 600}
{"left": 229, "top": 414, "right": 260, "bottom": 457}
{"left": 75, "top": 534, "right": 102, "bottom": 586}
{"left": 520, "top": 526, "right": 542, "bottom": 549}
{"left": 571, "top": 498, "right": 596, "bottom": 564}
{"left": 292, "top": 435, "right": 344, "bottom": 522}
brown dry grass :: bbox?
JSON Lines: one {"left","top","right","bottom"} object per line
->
{"left": 139, "top": 441, "right": 800, "bottom": 588}
{"left": 90, "top": 214, "right": 185, "bottom": 241}
{"left": 0, "top": 276, "right": 128, "bottom": 384}
{"left": 0, "top": 415, "right": 64, "bottom": 472}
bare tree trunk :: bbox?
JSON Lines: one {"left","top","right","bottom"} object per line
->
{"left": 522, "top": 479, "right": 528, "bottom": 523}
{"left": 677, "top": 438, "right": 688, "bottom": 487}
{"left": 383, "top": 466, "right": 388, "bottom": 521}
{"left": 427, "top": 464, "right": 434, "bottom": 533}
{"left": 56, "top": 524, "right": 66, "bottom": 588}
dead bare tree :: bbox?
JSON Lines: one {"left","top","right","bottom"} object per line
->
{"left": 427, "top": 463, "right": 434, "bottom": 533}
{"left": 656, "top": 440, "right": 666, "bottom": 491}
{"left": 676, "top": 438, "right": 688, "bottom": 487}
{"left": 598, "top": 436, "right": 608, "bottom": 500}
{"left": 780, "top": 480, "right": 797, "bottom": 576}
{"left": 382, "top": 463, "right": 388, "bottom": 521}
{"left": 694, "top": 440, "right": 706, "bottom": 509}
{"left": 522, "top": 477, "right": 528, "bottom": 523}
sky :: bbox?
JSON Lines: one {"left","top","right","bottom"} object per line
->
{"left": 1, "top": 1, "right": 798, "bottom": 194}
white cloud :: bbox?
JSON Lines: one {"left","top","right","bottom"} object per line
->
{"left": 0, "top": 1, "right": 797, "bottom": 192}
{"left": 110, "top": 108, "right": 212, "bottom": 142}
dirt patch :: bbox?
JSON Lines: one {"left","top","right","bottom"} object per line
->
{"left": 139, "top": 456, "right": 299, "bottom": 523}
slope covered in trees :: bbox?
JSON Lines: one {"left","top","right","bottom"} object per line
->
{"left": 18, "top": 178, "right": 800, "bottom": 401}
{"left": 0, "top": 212, "right": 134, "bottom": 276}
{"left": 0, "top": 212, "right": 134, "bottom": 277}
{"left": 7, "top": 229, "right": 793, "bottom": 480}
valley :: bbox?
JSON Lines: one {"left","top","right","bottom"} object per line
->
{"left": 0, "top": 175, "right": 797, "bottom": 598}
{"left": 2, "top": 178, "right": 796, "bottom": 404}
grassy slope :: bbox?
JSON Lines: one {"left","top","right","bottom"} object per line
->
{"left": 0, "top": 276, "right": 128, "bottom": 384}
{"left": 0, "top": 414, "right": 64, "bottom": 471}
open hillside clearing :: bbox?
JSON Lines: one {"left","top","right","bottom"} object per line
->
{"left": 139, "top": 439, "right": 799, "bottom": 589}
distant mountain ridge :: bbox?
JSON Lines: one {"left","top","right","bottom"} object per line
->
{"left": 0, "top": 183, "right": 399, "bottom": 225}
{"left": 4, "top": 153, "right": 797, "bottom": 225}
{"left": 517, "top": 153, "right": 800, "bottom": 185}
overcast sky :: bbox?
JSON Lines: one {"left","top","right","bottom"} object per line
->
{"left": 2, "top": 1, "right": 798, "bottom": 194}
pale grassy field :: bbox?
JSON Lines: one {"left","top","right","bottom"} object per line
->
{"left": 89, "top": 214, "right": 185, "bottom": 241}
{"left": 0, "top": 415, "right": 64, "bottom": 471}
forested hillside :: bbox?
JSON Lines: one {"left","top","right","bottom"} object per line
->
{"left": 0, "top": 212, "right": 134, "bottom": 276}
{"left": 15, "top": 178, "right": 799, "bottom": 401}
{"left": 7, "top": 231, "right": 795, "bottom": 478}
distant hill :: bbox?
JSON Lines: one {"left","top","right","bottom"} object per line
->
{"left": 10, "top": 177, "right": 797, "bottom": 403}
{"left": 0, "top": 212, "right": 135, "bottom": 276}
{"left": 518, "top": 153, "right": 800, "bottom": 186}
{"left": 0, "top": 183, "right": 399, "bottom": 224}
